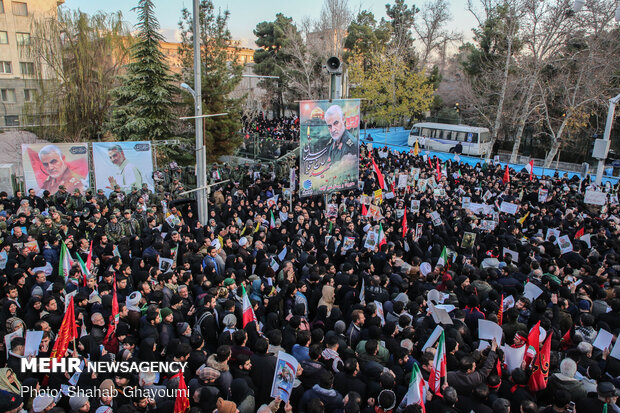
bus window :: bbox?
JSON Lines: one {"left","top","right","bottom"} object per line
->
{"left": 444, "top": 131, "right": 453, "bottom": 140}
{"left": 421, "top": 128, "right": 431, "bottom": 137}
{"left": 411, "top": 127, "right": 420, "bottom": 135}
{"left": 456, "top": 132, "right": 466, "bottom": 142}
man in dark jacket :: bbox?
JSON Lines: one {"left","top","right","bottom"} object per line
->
{"left": 447, "top": 338, "right": 498, "bottom": 394}
{"left": 298, "top": 370, "right": 344, "bottom": 413}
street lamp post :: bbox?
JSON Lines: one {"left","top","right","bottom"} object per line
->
{"left": 594, "top": 93, "right": 620, "bottom": 186}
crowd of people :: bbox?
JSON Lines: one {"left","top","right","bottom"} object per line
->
{"left": 0, "top": 141, "right": 618, "bottom": 413}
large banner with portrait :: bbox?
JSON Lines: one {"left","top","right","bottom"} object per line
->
{"left": 92, "top": 142, "right": 154, "bottom": 195}
{"left": 299, "top": 99, "right": 360, "bottom": 197}
{"left": 22, "top": 143, "right": 90, "bottom": 196}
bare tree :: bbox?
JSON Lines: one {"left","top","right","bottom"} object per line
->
{"left": 413, "top": 0, "right": 462, "bottom": 67}
{"left": 314, "top": 0, "right": 353, "bottom": 58}
{"left": 509, "top": 0, "right": 576, "bottom": 162}
{"left": 280, "top": 25, "right": 329, "bottom": 100}
{"left": 535, "top": 0, "right": 620, "bottom": 166}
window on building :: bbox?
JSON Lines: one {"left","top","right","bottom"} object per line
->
{"left": 12, "top": 2, "right": 27, "bottom": 16}
{"left": 1, "top": 89, "right": 16, "bottom": 102}
{"left": 0, "top": 1, "right": 4, "bottom": 14}
{"left": 20, "top": 61, "right": 34, "bottom": 75}
{"left": 16, "top": 32, "right": 30, "bottom": 45}
{"left": 0, "top": 32, "right": 8, "bottom": 44}
{"left": 24, "top": 88, "right": 35, "bottom": 102}
{"left": 0, "top": 61, "right": 11, "bottom": 74}
{"left": 4, "top": 115, "right": 19, "bottom": 126}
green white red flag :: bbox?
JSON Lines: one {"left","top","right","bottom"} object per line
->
{"left": 242, "top": 285, "right": 257, "bottom": 327}
{"left": 378, "top": 223, "right": 386, "bottom": 248}
{"left": 428, "top": 330, "right": 447, "bottom": 395}
{"left": 59, "top": 240, "right": 74, "bottom": 282}
{"left": 406, "top": 362, "right": 426, "bottom": 412}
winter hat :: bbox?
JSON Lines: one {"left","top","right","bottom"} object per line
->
{"left": 69, "top": 395, "right": 89, "bottom": 411}
{"left": 160, "top": 307, "right": 172, "bottom": 319}
{"left": 216, "top": 397, "right": 237, "bottom": 413}
{"left": 32, "top": 394, "right": 55, "bottom": 412}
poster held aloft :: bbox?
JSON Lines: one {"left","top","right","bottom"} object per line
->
{"left": 270, "top": 351, "right": 299, "bottom": 402}
{"left": 92, "top": 142, "right": 154, "bottom": 195}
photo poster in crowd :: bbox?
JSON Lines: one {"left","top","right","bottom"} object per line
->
{"left": 462, "top": 197, "right": 471, "bottom": 209}
{"left": 411, "top": 200, "right": 420, "bottom": 213}
{"left": 270, "top": 351, "right": 299, "bottom": 402}
{"left": 431, "top": 211, "right": 442, "bottom": 226}
{"left": 557, "top": 234, "right": 573, "bottom": 254}
{"left": 92, "top": 142, "right": 154, "bottom": 195}
{"left": 327, "top": 203, "right": 339, "bottom": 218}
{"left": 5, "top": 327, "right": 23, "bottom": 356}
{"left": 364, "top": 229, "right": 379, "bottom": 250}
{"left": 500, "top": 201, "right": 519, "bottom": 215}
{"left": 417, "top": 178, "right": 428, "bottom": 192}
{"left": 368, "top": 204, "right": 382, "bottom": 221}
{"left": 22, "top": 143, "right": 90, "bottom": 196}
{"left": 398, "top": 174, "right": 409, "bottom": 189}
{"left": 299, "top": 99, "right": 360, "bottom": 197}
{"left": 415, "top": 223, "right": 423, "bottom": 240}
{"left": 538, "top": 188, "right": 548, "bottom": 203}
{"left": 584, "top": 189, "right": 608, "bottom": 206}
{"left": 462, "top": 232, "right": 476, "bottom": 249}
{"left": 546, "top": 228, "right": 561, "bottom": 241}
{"left": 374, "top": 300, "right": 385, "bottom": 326}
{"left": 503, "top": 247, "right": 519, "bottom": 263}
{"left": 481, "top": 220, "right": 496, "bottom": 231}
{"left": 360, "top": 195, "right": 372, "bottom": 205}
{"left": 342, "top": 237, "right": 356, "bottom": 253}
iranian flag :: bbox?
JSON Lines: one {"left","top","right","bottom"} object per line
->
{"left": 242, "top": 285, "right": 257, "bottom": 327}
{"left": 59, "top": 240, "right": 74, "bottom": 282}
{"left": 269, "top": 211, "right": 276, "bottom": 229}
{"left": 526, "top": 160, "right": 534, "bottom": 181}
{"left": 75, "top": 254, "right": 90, "bottom": 286}
{"left": 406, "top": 362, "right": 426, "bottom": 411}
{"left": 436, "top": 246, "right": 449, "bottom": 269}
{"left": 428, "top": 330, "right": 447, "bottom": 395}
{"left": 85, "top": 241, "right": 93, "bottom": 272}
{"left": 378, "top": 223, "right": 386, "bottom": 248}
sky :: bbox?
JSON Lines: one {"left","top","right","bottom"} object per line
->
{"left": 62, "top": 0, "right": 478, "bottom": 48}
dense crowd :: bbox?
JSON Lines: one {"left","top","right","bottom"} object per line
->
{"left": 242, "top": 116, "right": 300, "bottom": 142}
{"left": 0, "top": 142, "right": 619, "bottom": 413}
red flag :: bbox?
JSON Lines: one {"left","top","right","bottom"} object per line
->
{"left": 50, "top": 296, "right": 78, "bottom": 360}
{"left": 371, "top": 156, "right": 385, "bottom": 189}
{"left": 390, "top": 180, "right": 395, "bottom": 194}
{"left": 103, "top": 275, "right": 119, "bottom": 352}
{"left": 173, "top": 371, "right": 190, "bottom": 413}
{"left": 428, "top": 156, "right": 433, "bottom": 169}
{"left": 436, "top": 159, "right": 442, "bottom": 181}
{"left": 559, "top": 328, "right": 572, "bottom": 351}
{"left": 528, "top": 331, "right": 552, "bottom": 392}
{"left": 503, "top": 165, "right": 510, "bottom": 184}
{"left": 402, "top": 207, "right": 408, "bottom": 238}
{"left": 362, "top": 203, "right": 368, "bottom": 216}
{"left": 525, "top": 321, "right": 540, "bottom": 367}
{"left": 575, "top": 227, "right": 584, "bottom": 239}
{"left": 498, "top": 294, "right": 504, "bottom": 326}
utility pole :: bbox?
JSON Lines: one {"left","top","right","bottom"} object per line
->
{"left": 594, "top": 93, "right": 619, "bottom": 186}
{"left": 192, "top": 0, "right": 207, "bottom": 225}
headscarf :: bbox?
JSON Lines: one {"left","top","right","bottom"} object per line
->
{"left": 0, "top": 368, "right": 21, "bottom": 394}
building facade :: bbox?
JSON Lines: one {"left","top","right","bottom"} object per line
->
{"left": 0, "top": 0, "right": 63, "bottom": 127}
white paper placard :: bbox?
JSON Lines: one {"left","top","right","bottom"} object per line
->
{"left": 584, "top": 190, "right": 607, "bottom": 206}
{"left": 502, "top": 344, "right": 526, "bottom": 373}
{"left": 592, "top": 329, "right": 614, "bottom": 351}
{"left": 422, "top": 326, "right": 444, "bottom": 352}
{"left": 478, "top": 319, "right": 503, "bottom": 344}
{"left": 523, "top": 282, "right": 543, "bottom": 301}
{"left": 24, "top": 330, "right": 44, "bottom": 357}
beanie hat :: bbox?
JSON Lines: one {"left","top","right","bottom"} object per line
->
{"left": 160, "top": 307, "right": 172, "bottom": 319}
{"left": 69, "top": 395, "right": 89, "bottom": 411}
{"left": 32, "top": 394, "right": 55, "bottom": 412}
{"left": 216, "top": 397, "right": 237, "bottom": 413}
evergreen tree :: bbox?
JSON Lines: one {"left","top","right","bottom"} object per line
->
{"left": 107, "top": 0, "right": 176, "bottom": 141}
{"left": 178, "top": 0, "right": 243, "bottom": 162}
